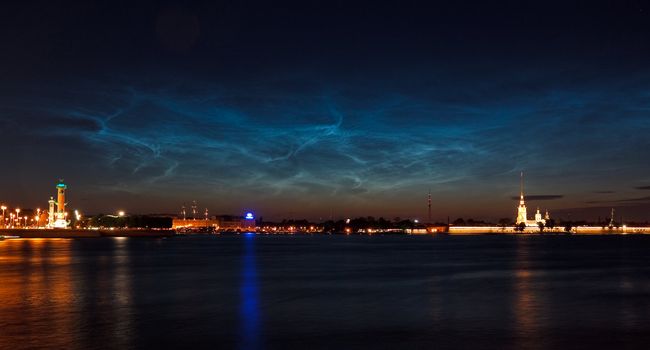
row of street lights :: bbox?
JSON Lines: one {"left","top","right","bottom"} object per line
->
{"left": 1, "top": 203, "right": 127, "bottom": 229}
{"left": 1, "top": 204, "right": 45, "bottom": 228}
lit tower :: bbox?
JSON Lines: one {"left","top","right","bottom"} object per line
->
{"left": 48, "top": 196, "right": 56, "bottom": 226}
{"left": 516, "top": 171, "right": 528, "bottom": 225}
{"left": 609, "top": 208, "right": 615, "bottom": 227}
{"left": 52, "top": 179, "right": 69, "bottom": 228}
{"left": 535, "top": 207, "right": 543, "bottom": 224}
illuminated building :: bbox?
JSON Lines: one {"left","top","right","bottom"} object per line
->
{"left": 48, "top": 197, "right": 55, "bottom": 225}
{"left": 214, "top": 215, "right": 245, "bottom": 230}
{"left": 172, "top": 213, "right": 257, "bottom": 231}
{"left": 48, "top": 180, "right": 69, "bottom": 229}
{"left": 515, "top": 172, "right": 550, "bottom": 227}
{"left": 242, "top": 212, "right": 255, "bottom": 231}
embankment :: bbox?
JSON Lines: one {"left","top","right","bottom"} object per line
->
{"left": 1, "top": 229, "right": 175, "bottom": 238}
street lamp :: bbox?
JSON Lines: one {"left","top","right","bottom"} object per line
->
{"left": 118, "top": 211, "right": 125, "bottom": 217}
{"left": 0, "top": 205, "right": 6, "bottom": 227}
{"left": 15, "top": 208, "right": 20, "bottom": 227}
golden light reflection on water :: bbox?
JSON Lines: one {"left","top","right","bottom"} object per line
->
{"left": 111, "top": 237, "right": 133, "bottom": 346}
{"left": 0, "top": 238, "right": 134, "bottom": 350}
{"left": 0, "top": 239, "right": 75, "bottom": 349}
{"left": 513, "top": 238, "right": 546, "bottom": 350}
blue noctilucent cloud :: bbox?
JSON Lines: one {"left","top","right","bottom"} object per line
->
{"left": 1, "top": 1, "right": 650, "bottom": 220}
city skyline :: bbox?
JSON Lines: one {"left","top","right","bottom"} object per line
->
{"left": 0, "top": 174, "right": 647, "bottom": 223}
{"left": 2, "top": 2, "right": 650, "bottom": 220}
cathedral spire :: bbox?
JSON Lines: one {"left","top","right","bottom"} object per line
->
{"left": 516, "top": 171, "right": 528, "bottom": 225}
{"left": 520, "top": 171, "right": 525, "bottom": 203}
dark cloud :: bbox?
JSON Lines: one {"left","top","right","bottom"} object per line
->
{"left": 586, "top": 196, "right": 650, "bottom": 204}
{"left": 593, "top": 191, "right": 615, "bottom": 194}
{"left": 636, "top": 186, "right": 650, "bottom": 190}
{"left": 554, "top": 203, "right": 650, "bottom": 221}
{"left": 618, "top": 196, "right": 650, "bottom": 202}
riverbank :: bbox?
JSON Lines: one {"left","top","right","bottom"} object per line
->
{"left": 447, "top": 225, "right": 650, "bottom": 235}
{"left": 0, "top": 228, "right": 175, "bottom": 238}
{"left": 12, "top": 227, "right": 640, "bottom": 238}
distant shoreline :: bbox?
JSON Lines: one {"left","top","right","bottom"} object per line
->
{"left": 1, "top": 229, "right": 648, "bottom": 239}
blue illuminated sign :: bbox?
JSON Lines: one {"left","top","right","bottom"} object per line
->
{"left": 245, "top": 212, "right": 254, "bottom": 220}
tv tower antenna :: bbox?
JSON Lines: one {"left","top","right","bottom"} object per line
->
{"left": 427, "top": 189, "right": 432, "bottom": 223}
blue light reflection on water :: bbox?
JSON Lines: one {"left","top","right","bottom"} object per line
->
{"left": 239, "top": 233, "right": 261, "bottom": 349}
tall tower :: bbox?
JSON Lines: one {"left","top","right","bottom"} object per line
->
{"left": 516, "top": 172, "right": 528, "bottom": 225}
{"left": 56, "top": 180, "right": 66, "bottom": 214}
{"left": 52, "top": 180, "right": 69, "bottom": 228}
{"left": 48, "top": 196, "right": 56, "bottom": 226}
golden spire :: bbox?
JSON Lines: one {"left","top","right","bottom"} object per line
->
{"left": 520, "top": 171, "right": 524, "bottom": 201}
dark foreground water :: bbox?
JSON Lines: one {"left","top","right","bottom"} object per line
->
{"left": 1, "top": 234, "right": 649, "bottom": 350}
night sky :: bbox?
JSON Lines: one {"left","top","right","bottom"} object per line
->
{"left": 2, "top": 1, "right": 650, "bottom": 221}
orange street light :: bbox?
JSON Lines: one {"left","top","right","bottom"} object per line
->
{"left": 0, "top": 205, "right": 6, "bottom": 227}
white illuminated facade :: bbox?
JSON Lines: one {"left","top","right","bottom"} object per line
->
{"left": 515, "top": 172, "right": 550, "bottom": 227}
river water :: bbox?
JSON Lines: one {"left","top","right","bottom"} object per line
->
{"left": 1, "top": 234, "right": 649, "bottom": 349}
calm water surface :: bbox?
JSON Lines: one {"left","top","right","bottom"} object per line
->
{"left": 1, "top": 234, "right": 649, "bottom": 349}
